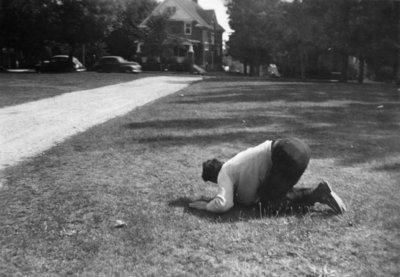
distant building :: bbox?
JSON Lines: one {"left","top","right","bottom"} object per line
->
{"left": 139, "top": 0, "right": 224, "bottom": 71}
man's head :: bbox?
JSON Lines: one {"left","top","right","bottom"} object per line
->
{"left": 202, "top": 158, "right": 223, "bottom": 183}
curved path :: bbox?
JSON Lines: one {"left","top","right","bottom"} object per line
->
{"left": 0, "top": 75, "right": 201, "bottom": 171}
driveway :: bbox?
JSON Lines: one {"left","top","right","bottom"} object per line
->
{"left": 0, "top": 75, "right": 201, "bottom": 172}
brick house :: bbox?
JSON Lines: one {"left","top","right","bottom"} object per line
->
{"left": 139, "top": 0, "right": 224, "bottom": 71}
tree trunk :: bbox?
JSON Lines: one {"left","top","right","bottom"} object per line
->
{"left": 393, "top": 48, "right": 399, "bottom": 84}
{"left": 251, "top": 63, "right": 259, "bottom": 76}
{"left": 395, "top": 1, "right": 400, "bottom": 85}
{"left": 249, "top": 61, "right": 255, "bottom": 76}
{"left": 159, "top": 48, "right": 163, "bottom": 72}
{"left": 300, "top": 50, "right": 307, "bottom": 81}
{"left": 82, "top": 44, "right": 86, "bottom": 66}
{"left": 396, "top": 48, "right": 400, "bottom": 85}
{"left": 340, "top": 53, "right": 349, "bottom": 83}
{"left": 358, "top": 57, "right": 365, "bottom": 84}
{"left": 253, "top": 63, "right": 259, "bottom": 77}
{"left": 68, "top": 44, "right": 75, "bottom": 72}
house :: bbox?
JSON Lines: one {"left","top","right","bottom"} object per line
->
{"left": 138, "top": 0, "right": 224, "bottom": 71}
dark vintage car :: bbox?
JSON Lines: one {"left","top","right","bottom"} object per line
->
{"left": 35, "top": 55, "right": 86, "bottom": 73}
{"left": 92, "top": 56, "right": 142, "bottom": 73}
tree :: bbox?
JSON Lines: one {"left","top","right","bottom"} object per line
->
{"left": 359, "top": 0, "right": 398, "bottom": 83}
{"left": 0, "top": 0, "right": 122, "bottom": 67}
{"left": 0, "top": 0, "right": 54, "bottom": 66}
{"left": 105, "top": 0, "right": 157, "bottom": 59}
{"left": 226, "top": 0, "right": 281, "bottom": 76}
{"left": 140, "top": 11, "right": 174, "bottom": 70}
{"left": 319, "top": 0, "right": 397, "bottom": 83}
{"left": 276, "top": 0, "right": 328, "bottom": 80}
{"left": 225, "top": 0, "right": 398, "bottom": 81}
{"left": 395, "top": 1, "right": 400, "bottom": 84}
{"left": 50, "top": 0, "right": 121, "bottom": 63}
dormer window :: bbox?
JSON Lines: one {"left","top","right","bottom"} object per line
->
{"left": 166, "top": 6, "right": 177, "bottom": 15}
{"left": 184, "top": 22, "right": 192, "bottom": 35}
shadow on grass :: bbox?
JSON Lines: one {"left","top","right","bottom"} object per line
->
{"left": 124, "top": 115, "right": 399, "bottom": 168}
{"left": 168, "top": 197, "right": 337, "bottom": 222}
{"left": 374, "top": 162, "right": 400, "bottom": 172}
{"left": 122, "top": 81, "right": 399, "bottom": 169}
{"left": 124, "top": 116, "right": 275, "bottom": 130}
{"left": 132, "top": 131, "right": 281, "bottom": 156}
{"left": 172, "top": 82, "right": 399, "bottom": 105}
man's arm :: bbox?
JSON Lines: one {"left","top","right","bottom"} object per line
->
{"left": 189, "top": 170, "right": 234, "bottom": 213}
{"left": 188, "top": 200, "right": 208, "bottom": 210}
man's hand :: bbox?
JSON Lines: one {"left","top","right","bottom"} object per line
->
{"left": 189, "top": 201, "right": 208, "bottom": 210}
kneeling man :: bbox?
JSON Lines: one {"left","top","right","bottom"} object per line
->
{"left": 189, "top": 138, "right": 346, "bottom": 214}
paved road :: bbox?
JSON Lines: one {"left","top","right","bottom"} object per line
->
{"left": 0, "top": 76, "right": 201, "bottom": 171}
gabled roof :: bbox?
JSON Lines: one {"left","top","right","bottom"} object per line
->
{"left": 141, "top": 0, "right": 224, "bottom": 32}
{"left": 197, "top": 9, "right": 225, "bottom": 32}
{"left": 174, "top": 0, "right": 210, "bottom": 27}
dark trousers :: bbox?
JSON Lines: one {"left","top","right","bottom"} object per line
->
{"left": 258, "top": 138, "right": 318, "bottom": 212}
{"left": 261, "top": 187, "right": 324, "bottom": 214}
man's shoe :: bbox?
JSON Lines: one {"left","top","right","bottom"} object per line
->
{"left": 315, "top": 181, "right": 347, "bottom": 214}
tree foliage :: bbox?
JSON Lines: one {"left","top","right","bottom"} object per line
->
{"left": 0, "top": 0, "right": 54, "bottom": 64}
{"left": 226, "top": 0, "right": 399, "bottom": 82}
{"left": 316, "top": 0, "right": 398, "bottom": 82}
{"left": 226, "top": 0, "right": 281, "bottom": 75}
{"left": 49, "top": 0, "right": 121, "bottom": 60}
{"left": 141, "top": 13, "right": 172, "bottom": 57}
{"left": 0, "top": 0, "right": 156, "bottom": 66}
{"left": 105, "top": 0, "right": 157, "bottom": 59}
{"left": 277, "top": 0, "right": 328, "bottom": 79}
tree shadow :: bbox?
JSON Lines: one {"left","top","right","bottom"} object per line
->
{"left": 122, "top": 110, "right": 399, "bottom": 168}
{"left": 124, "top": 116, "right": 275, "bottom": 130}
{"left": 120, "top": 81, "right": 399, "bottom": 170}
{"left": 374, "top": 162, "right": 400, "bottom": 172}
{"left": 173, "top": 82, "right": 398, "bottom": 105}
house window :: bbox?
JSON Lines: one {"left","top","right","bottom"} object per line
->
{"left": 166, "top": 6, "right": 177, "bottom": 15}
{"left": 174, "top": 46, "right": 187, "bottom": 57}
{"left": 184, "top": 22, "right": 192, "bottom": 35}
{"left": 202, "top": 30, "right": 208, "bottom": 42}
{"left": 211, "top": 32, "right": 215, "bottom": 44}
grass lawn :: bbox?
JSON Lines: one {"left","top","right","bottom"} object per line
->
{"left": 0, "top": 76, "right": 399, "bottom": 276}
{"left": 0, "top": 72, "right": 152, "bottom": 108}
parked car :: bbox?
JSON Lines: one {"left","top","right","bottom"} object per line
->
{"left": 35, "top": 55, "right": 86, "bottom": 73}
{"left": 92, "top": 56, "right": 142, "bottom": 73}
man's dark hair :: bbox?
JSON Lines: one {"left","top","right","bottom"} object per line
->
{"left": 202, "top": 159, "right": 223, "bottom": 183}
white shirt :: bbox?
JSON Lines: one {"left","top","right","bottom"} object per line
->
{"left": 206, "top": 140, "right": 273, "bottom": 213}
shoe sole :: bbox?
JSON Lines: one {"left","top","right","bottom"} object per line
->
{"left": 320, "top": 181, "right": 347, "bottom": 214}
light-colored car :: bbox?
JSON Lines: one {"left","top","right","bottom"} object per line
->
{"left": 92, "top": 56, "right": 142, "bottom": 73}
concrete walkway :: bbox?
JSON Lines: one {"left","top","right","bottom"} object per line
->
{"left": 0, "top": 75, "right": 201, "bottom": 171}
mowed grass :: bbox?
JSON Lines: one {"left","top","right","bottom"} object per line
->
{"left": 0, "top": 72, "right": 151, "bottom": 108}
{"left": 1, "top": 77, "right": 399, "bottom": 276}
